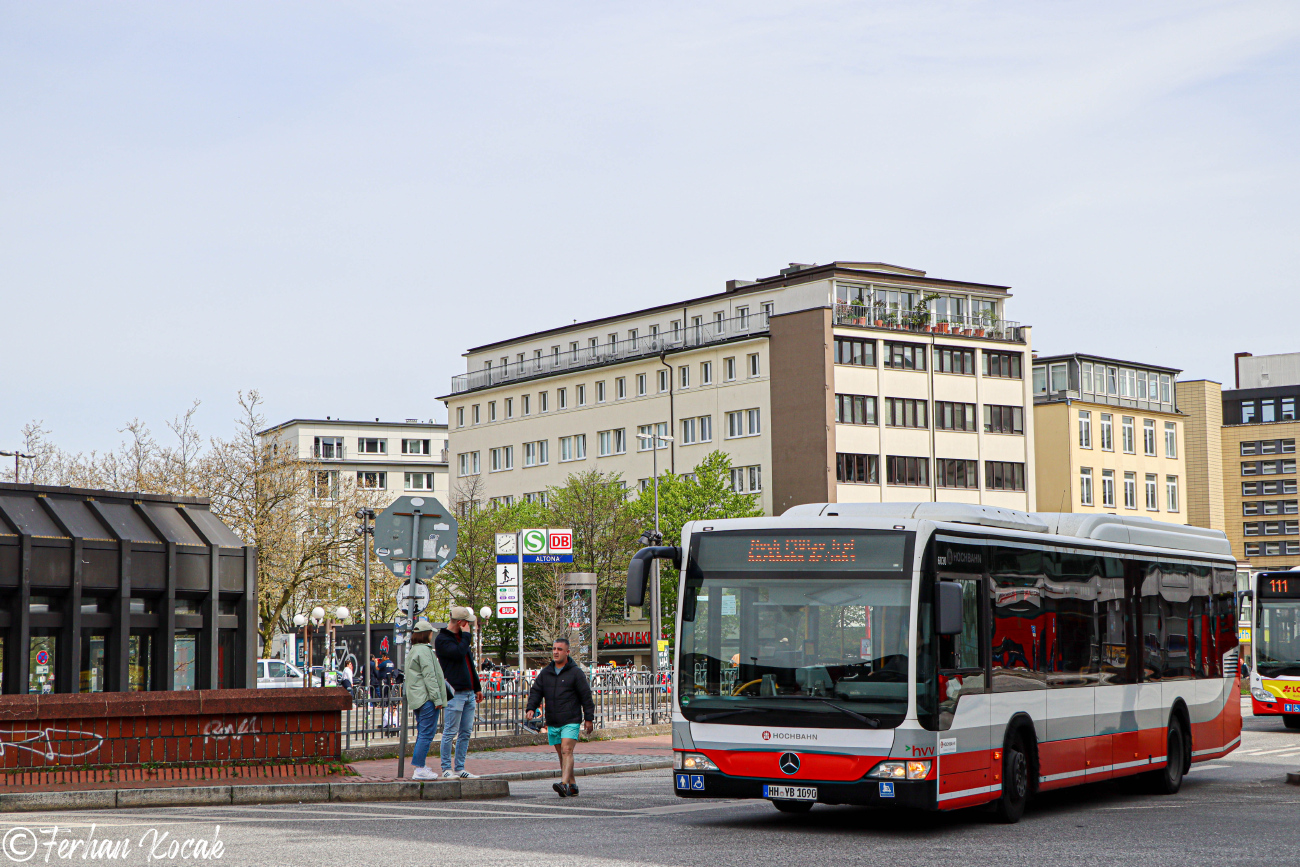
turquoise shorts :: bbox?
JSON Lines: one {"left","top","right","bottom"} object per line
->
{"left": 547, "top": 723, "right": 581, "bottom": 744}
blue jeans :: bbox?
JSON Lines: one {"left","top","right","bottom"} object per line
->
{"left": 411, "top": 701, "right": 441, "bottom": 769}
{"left": 441, "top": 691, "right": 475, "bottom": 772}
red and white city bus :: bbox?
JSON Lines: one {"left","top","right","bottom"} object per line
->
{"left": 1246, "top": 569, "right": 1300, "bottom": 727}
{"left": 626, "top": 503, "right": 1241, "bottom": 822}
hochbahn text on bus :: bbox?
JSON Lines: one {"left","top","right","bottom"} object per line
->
{"left": 627, "top": 503, "right": 1241, "bottom": 822}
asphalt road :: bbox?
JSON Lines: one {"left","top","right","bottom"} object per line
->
{"left": 3, "top": 714, "right": 1299, "bottom": 867}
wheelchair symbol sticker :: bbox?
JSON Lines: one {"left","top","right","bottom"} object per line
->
{"left": 879, "top": 781, "right": 895, "bottom": 798}
{"left": 691, "top": 775, "right": 704, "bottom": 789}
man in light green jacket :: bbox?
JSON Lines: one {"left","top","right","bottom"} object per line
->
{"left": 404, "top": 618, "right": 449, "bottom": 780}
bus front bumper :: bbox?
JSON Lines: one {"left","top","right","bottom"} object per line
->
{"left": 672, "top": 771, "right": 936, "bottom": 809}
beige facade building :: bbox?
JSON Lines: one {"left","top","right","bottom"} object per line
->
{"left": 441, "top": 261, "right": 1035, "bottom": 515}
{"left": 1177, "top": 379, "right": 1226, "bottom": 533}
{"left": 1032, "top": 354, "right": 1188, "bottom": 523}
{"left": 258, "top": 418, "right": 450, "bottom": 508}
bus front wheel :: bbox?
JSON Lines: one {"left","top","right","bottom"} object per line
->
{"left": 992, "top": 732, "right": 1029, "bottom": 824}
{"left": 1284, "top": 715, "right": 1300, "bottom": 731}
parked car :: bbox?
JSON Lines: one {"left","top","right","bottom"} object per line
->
{"left": 256, "top": 658, "right": 305, "bottom": 688}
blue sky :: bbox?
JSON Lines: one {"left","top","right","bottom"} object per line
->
{"left": 3, "top": 2, "right": 1299, "bottom": 453}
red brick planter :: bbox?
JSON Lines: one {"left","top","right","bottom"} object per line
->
{"left": 0, "top": 690, "right": 351, "bottom": 771}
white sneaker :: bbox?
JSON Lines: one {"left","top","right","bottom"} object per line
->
{"left": 457, "top": 770, "right": 478, "bottom": 779}
{"left": 412, "top": 767, "right": 437, "bottom": 780}
{"left": 441, "top": 770, "right": 455, "bottom": 778}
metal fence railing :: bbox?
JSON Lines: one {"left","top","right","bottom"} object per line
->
{"left": 342, "top": 668, "right": 674, "bottom": 750}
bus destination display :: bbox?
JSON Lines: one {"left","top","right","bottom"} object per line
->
{"left": 1259, "top": 574, "right": 1300, "bottom": 598}
{"left": 695, "top": 531, "right": 907, "bottom": 572}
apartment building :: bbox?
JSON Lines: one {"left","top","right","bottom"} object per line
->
{"left": 441, "top": 261, "right": 1035, "bottom": 514}
{"left": 1032, "top": 354, "right": 1187, "bottom": 523}
{"left": 258, "top": 418, "right": 450, "bottom": 507}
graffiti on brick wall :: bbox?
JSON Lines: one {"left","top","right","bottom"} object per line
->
{"left": 202, "top": 716, "right": 262, "bottom": 744}
{"left": 0, "top": 727, "right": 105, "bottom": 761}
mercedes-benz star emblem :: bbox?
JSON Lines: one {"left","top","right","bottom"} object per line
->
{"left": 779, "top": 752, "right": 800, "bottom": 775}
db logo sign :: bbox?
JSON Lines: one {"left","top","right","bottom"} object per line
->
{"left": 762, "top": 731, "right": 772, "bottom": 741}
{"left": 549, "top": 531, "right": 572, "bottom": 554}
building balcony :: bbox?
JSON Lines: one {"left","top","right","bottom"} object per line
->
{"left": 450, "top": 312, "right": 770, "bottom": 394}
{"left": 833, "top": 303, "right": 1025, "bottom": 343}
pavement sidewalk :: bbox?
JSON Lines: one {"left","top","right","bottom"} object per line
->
{"left": 349, "top": 734, "right": 673, "bottom": 780}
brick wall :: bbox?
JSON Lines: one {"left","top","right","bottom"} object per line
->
{"left": 0, "top": 690, "right": 350, "bottom": 770}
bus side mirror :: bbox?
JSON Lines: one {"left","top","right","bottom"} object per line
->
{"left": 627, "top": 546, "right": 681, "bottom": 607}
{"left": 938, "top": 581, "right": 964, "bottom": 635}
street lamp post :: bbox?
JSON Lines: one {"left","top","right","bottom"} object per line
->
{"left": 354, "top": 509, "right": 375, "bottom": 706}
{"left": 0, "top": 451, "right": 35, "bottom": 483}
{"left": 293, "top": 613, "right": 309, "bottom": 688}
{"left": 635, "top": 431, "right": 673, "bottom": 724}
{"left": 310, "top": 607, "right": 325, "bottom": 685}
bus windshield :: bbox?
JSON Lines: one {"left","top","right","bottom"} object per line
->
{"left": 678, "top": 530, "right": 913, "bottom": 728}
{"left": 1258, "top": 602, "right": 1300, "bottom": 678}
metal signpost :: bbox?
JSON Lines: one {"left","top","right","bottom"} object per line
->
{"left": 373, "top": 496, "right": 458, "bottom": 781}
{"left": 497, "top": 529, "right": 573, "bottom": 674}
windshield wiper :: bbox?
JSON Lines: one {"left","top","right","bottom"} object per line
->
{"left": 790, "top": 698, "right": 880, "bottom": 728}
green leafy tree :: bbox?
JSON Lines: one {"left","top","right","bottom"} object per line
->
{"left": 630, "top": 450, "right": 764, "bottom": 643}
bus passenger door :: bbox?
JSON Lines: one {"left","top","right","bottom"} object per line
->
{"left": 937, "top": 575, "right": 992, "bottom": 805}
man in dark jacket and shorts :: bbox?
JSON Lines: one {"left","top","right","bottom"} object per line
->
{"left": 526, "top": 637, "right": 594, "bottom": 797}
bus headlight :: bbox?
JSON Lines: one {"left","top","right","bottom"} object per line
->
{"left": 674, "top": 752, "right": 718, "bottom": 771}
{"left": 868, "top": 760, "right": 930, "bottom": 780}
{"left": 1251, "top": 686, "right": 1275, "bottom": 703}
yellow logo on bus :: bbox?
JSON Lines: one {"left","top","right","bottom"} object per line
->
{"left": 1261, "top": 680, "right": 1300, "bottom": 701}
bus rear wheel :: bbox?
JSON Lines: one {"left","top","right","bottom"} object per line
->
{"left": 1146, "top": 718, "right": 1186, "bottom": 795}
{"left": 992, "top": 732, "right": 1030, "bottom": 824}
{"left": 771, "top": 800, "right": 814, "bottom": 814}
{"left": 1284, "top": 715, "right": 1300, "bottom": 731}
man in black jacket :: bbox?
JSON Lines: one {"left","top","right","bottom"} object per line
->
{"left": 435, "top": 607, "right": 483, "bottom": 778}
{"left": 526, "top": 637, "right": 595, "bottom": 797}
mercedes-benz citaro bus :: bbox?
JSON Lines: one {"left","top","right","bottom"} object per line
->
{"left": 1246, "top": 568, "right": 1300, "bottom": 727}
{"left": 626, "top": 503, "right": 1242, "bottom": 823}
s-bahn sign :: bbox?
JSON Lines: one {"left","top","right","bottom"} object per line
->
{"left": 496, "top": 528, "right": 574, "bottom": 564}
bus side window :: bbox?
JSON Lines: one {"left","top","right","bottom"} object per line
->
{"left": 989, "top": 544, "right": 1047, "bottom": 693}
{"left": 1099, "top": 556, "right": 1130, "bottom": 685}
{"left": 1047, "top": 550, "right": 1100, "bottom": 687}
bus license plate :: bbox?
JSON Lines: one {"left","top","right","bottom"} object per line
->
{"left": 764, "top": 784, "right": 817, "bottom": 801}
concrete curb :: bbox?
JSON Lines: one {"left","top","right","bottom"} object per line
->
{"left": 342, "top": 724, "right": 671, "bottom": 763}
{"left": 0, "top": 779, "right": 509, "bottom": 813}
{"left": 477, "top": 759, "right": 672, "bottom": 782}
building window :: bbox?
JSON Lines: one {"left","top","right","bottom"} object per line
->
{"left": 836, "top": 394, "right": 878, "bottom": 426}
{"left": 730, "top": 465, "right": 762, "bottom": 494}
{"left": 658, "top": 370, "right": 669, "bottom": 393}
{"left": 456, "top": 407, "right": 464, "bottom": 428}
{"left": 357, "top": 471, "right": 386, "bottom": 489}
{"left": 762, "top": 301, "right": 774, "bottom": 320}
{"left": 1106, "top": 366, "right": 1119, "bottom": 395}
{"left": 457, "top": 452, "right": 480, "bottom": 477}
{"left": 936, "top": 459, "right": 978, "bottom": 489}
{"left": 883, "top": 342, "right": 926, "bottom": 370}
{"left": 1166, "top": 475, "right": 1180, "bottom": 512}
{"left": 522, "top": 394, "right": 531, "bottom": 416}
{"left": 597, "top": 429, "right": 626, "bottom": 456}
{"left": 1078, "top": 410, "right": 1092, "bottom": 449}
{"left": 1121, "top": 416, "right": 1135, "bottom": 454}
{"left": 982, "top": 350, "right": 1022, "bottom": 379}
{"left": 836, "top": 453, "right": 879, "bottom": 484}
{"left": 1032, "top": 366, "right": 1046, "bottom": 395}
{"left": 489, "top": 446, "right": 514, "bottom": 472}
{"left": 1284, "top": 398, "right": 1297, "bottom": 421}
{"left": 701, "top": 361, "right": 713, "bottom": 385}
{"left": 885, "top": 398, "right": 928, "bottom": 429}
{"left": 886, "top": 456, "right": 929, "bottom": 487}
{"left": 504, "top": 398, "right": 513, "bottom": 419}
{"left": 559, "top": 435, "right": 586, "bottom": 462}
{"left": 748, "top": 353, "right": 760, "bottom": 377}
{"left": 558, "top": 388, "right": 568, "bottom": 409}
{"left": 983, "top": 405, "right": 1024, "bottom": 435}
{"left": 1165, "top": 422, "right": 1177, "bottom": 457}
{"left": 681, "top": 417, "right": 710, "bottom": 444}
{"left": 635, "top": 374, "right": 646, "bottom": 396}
{"left": 1100, "top": 413, "right": 1113, "bottom": 451}
{"left": 638, "top": 424, "right": 669, "bottom": 450}
{"left": 1143, "top": 420, "right": 1156, "bottom": 456}
{"left": 986, "top": 461, "right": 1026, "bottom": 492}
{"left": 1123, "top": 471, "right": 1137, "bottom": 509}
{"left": 726, "top": 409, "right": 761, "bottom": 438}
{"left": 834, "top": 337, "right": 875, "bottom": 367}
{"left": 405, "top": 472, "right": 434, "bottom": 490}
{"left": 523, "top": 440, "right": 547, "bottom": 466}
{"left": 1081, "top": 362, "right": 1093, "bottom": 393}
{"left": 735, "top": 306, "right": 749, "bottom": 328}
{"left": 724, "top": 357, "right": 736, "bottom": 381}
{"left": 679, "top": 366, "right": 690, "bottom": 389}
{"left": 1102, "top": 469, "right": 1116, "bottom": 508}
{"left": 1242, "top": 401, "right": 1257, "bottom": 423}
{"left": 935, "top": 401, "right": 976, "bottom": 432}
{"left": 358, "top": 437, "right": 387, "bottom": 454}
{"left": 488, "top": 402, "right": 497, "bottom": 422}
{"left": 680, "top": 418, "right": 696, "bottom": 445}
{"left": 1160, "top": 374, "right": 1172, "bottom": 403}
{"left": 616, "top": 377, "right": 626, "bottom": 399}
{"left": 1050, "top": 363, "right": 1069, "bottom": 392}
{"left": 539, "top": 391, "right": 549, "bottom": 413}
{"left": 935, "top": 347, "right": 975, "bottom": 375}
{"left": 1080, "top": 468, "right": 1093, "bottom": 506}
{"left": 576, "top": 384, "right": 586, "bottom": 406}
{"left": 1146, "top": 474, "right": 1159, "bottom": 511}
{"left": 596, "top": 381, "right": 606, "bottom": 403}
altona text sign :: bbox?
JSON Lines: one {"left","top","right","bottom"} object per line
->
{"left": 500, "top": 528, "right": 573, "bottom": 564}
